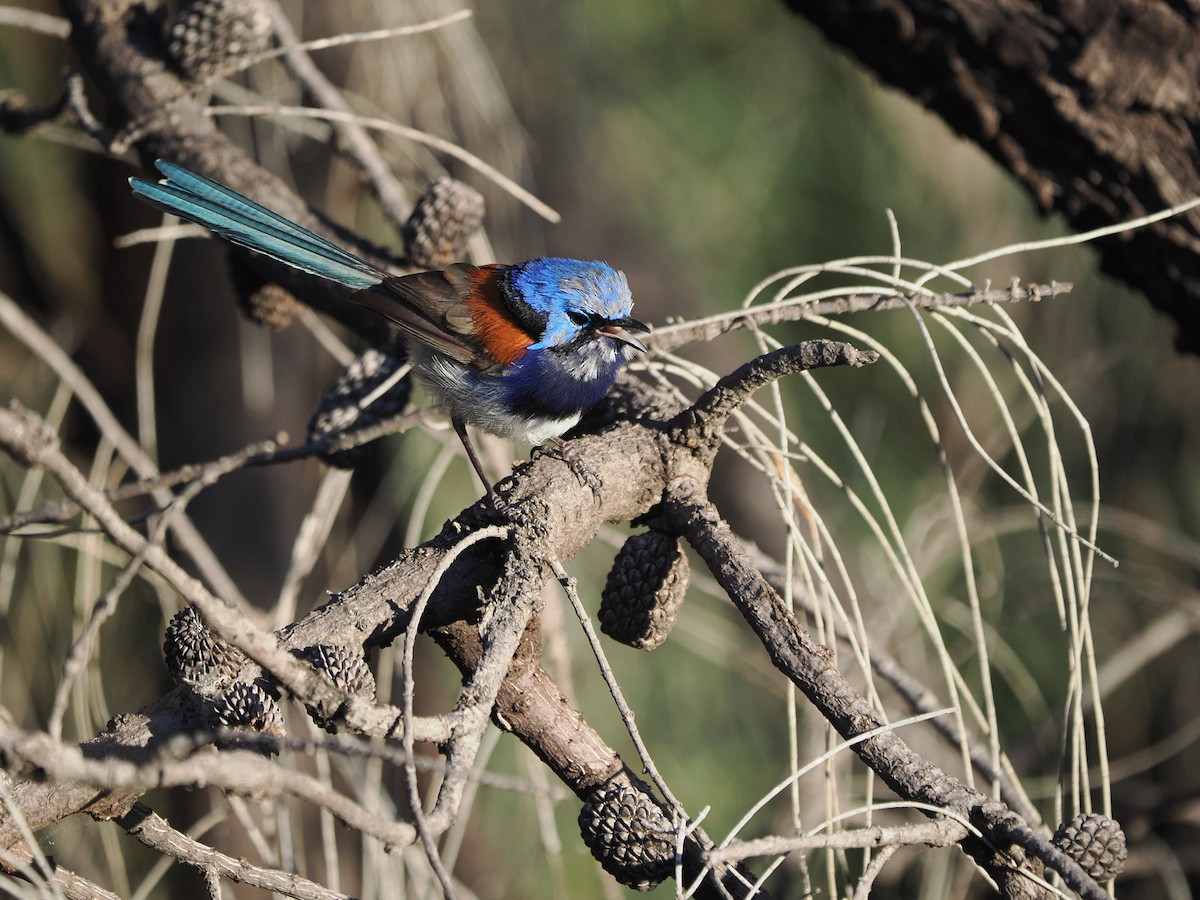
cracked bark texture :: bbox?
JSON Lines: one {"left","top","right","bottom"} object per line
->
{"left": 784, "top": 0, "right": 1200, "bottom": 353}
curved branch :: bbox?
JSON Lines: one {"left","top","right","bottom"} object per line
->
{"left": 668, "top": 339, "right": 878, "bottom": 449}
{"left": 663, "top": 478, "right": 1108, "bottom": 899}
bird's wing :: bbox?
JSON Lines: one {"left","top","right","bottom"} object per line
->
{"left": 362, "top": 265, "right": 488, "bottom": 365}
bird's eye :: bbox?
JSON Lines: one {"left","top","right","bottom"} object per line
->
{"left": 566, "top": 310, "right": 590, "bottom": 327}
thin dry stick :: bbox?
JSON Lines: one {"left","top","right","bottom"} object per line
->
{"left": 273, "top": 467, "right": 354, "bottom": 629}
{"left": 399, "top": 524, "right": 509, "bottom": 897}
{"left": 260, "top": 0, "right": 413, "bottom": 227}
{"left": 550, "top": 558, "right": 685, "bottom": 816}
{"left": 0, "top": 860, "right": 117, "bottom": 900}
{"left": 135, "top": 210, "right": 178, "bottom": 463}
{"left": 215, "top": 10, "right": 475, "bottom": 80}
{"left": 0, "top": 289, "right": 249, "bottom": 611}
{"left": 306, "top": 722, "right": 341, "bottom": 896}
{"left": 436, "top": 725, "right": 503, "bottom": 877}
{"left": 128, "top": 805, "right": 227, "bottom": 900}
{"left": 930, "top": 311, "right": 1063, "bottom": 796}
{"left": 113, "top": 223, "right": 210, "bottom": 248}
{"left": 47, "top": 439, "right": 233, "bottom": 739}
{"left": 417, "top": 540, "right": 555, "bottom": 842}
{"left": 0, "top": 382, "right": 72, "bottom": 684}
{"left": 0, "top": 6, "right": 71, "bottom": 36}
{"left": 0, "top": 777, "right": 62, "bottom": 900}
{"left": 197, "top": 104, "right": 558, "bottom": 222}
{"left": 980, "top": 305, "right": 1113, "bottom": 822}
{"left": 225, "top": 795, "right": 278, "bottom": 869}
{"left": 712, "top": 817, "right": 966, "bottom": 863}
{"left": 710, "top": 710, "right": 955, "bottom": 868}
{"left": 0, "top": 714, "right": 419, "bottom": 850}
{"left": 923, "top": 194, "right": 1200, "bottom": 285}
{"left": 0, "top": 407, "right": 437, "bottom": 535}
{"left": 48, "top": 550, "right": 146, "bottom": 741}
{"left": 403, "top": 441, "right": 462, "bottom": 548}
{"left": 897, "top": 300, "right": 1108, "bottom": 830}
{"left": 649, "top": 280, "right": 1071, "bottom": 352}
{"left": 117, "top": 804, "right": 348, "bottom": 900}
{"left": 851, "top": 845, "right": 899, "bottom": 900}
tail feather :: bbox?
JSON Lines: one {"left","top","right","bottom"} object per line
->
{"left": 129, "top": 160, "right": 385, "bottom": 291}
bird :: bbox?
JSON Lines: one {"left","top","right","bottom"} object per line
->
{"left": 129, "top": 159, "right": 649, "bottom": 497}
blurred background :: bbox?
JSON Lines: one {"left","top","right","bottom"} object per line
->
{"left": 1, "top": 0, "right": 1198, "bottom": 896}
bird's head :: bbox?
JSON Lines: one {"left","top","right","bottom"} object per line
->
{"left": 506, "top": 259, "right": 649, "bottom": 356}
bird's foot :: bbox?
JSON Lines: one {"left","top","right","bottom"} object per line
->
{"left": 534, "top": 437, "right": 603, "bottom": 497}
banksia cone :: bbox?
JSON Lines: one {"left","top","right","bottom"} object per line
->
{"left": 296, "top": 643, "right": 376, "bottom": 731}
{"left": 246, "top": 283, "right": 300, "bottom": 330}
{"left": 228, "top": 255, "right": 300, "bottom": 330}
{"left": 1052, "top": 813, "right": 1128, "bottom": 881}
{"left": 167, "top": 0, "right": 273, "bottom": 82}
{"left": 163, "top": 606, "right": 245, "bottom": 694}
{"left": 600, "top": 531, "right": 689, "bottom": 650}
{"left": 209, "top": 679, "right": 285, "bottom": 738}
{"left": 578, "top": 776, "right": 674, "bottom": 891}
{"left": 307, "top": 348, "right": 411, "bottom": 468}
{"left": 402, "top": 178, "right": 485, "bottom": 268}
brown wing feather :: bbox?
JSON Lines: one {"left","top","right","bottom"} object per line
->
{"left": 352, "top": 268, "right": 481, "bottom": 365}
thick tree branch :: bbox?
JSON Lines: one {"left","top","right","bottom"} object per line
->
{"left": 784, "top": 0, "right": 1200, "bottom": 353}
{"left": 664, "top": 478, "right": 1107, "bottom": 899}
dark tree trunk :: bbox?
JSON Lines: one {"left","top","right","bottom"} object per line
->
{"left": 784, "top": 0, "right": 1200, "bottom": 353}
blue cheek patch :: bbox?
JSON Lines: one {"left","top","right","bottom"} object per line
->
{"left": 528, "top": 322, "right": 578, "bottom": 351}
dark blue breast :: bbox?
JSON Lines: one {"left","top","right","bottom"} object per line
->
{"left": 487, "top": 345, "right": 624, "bottom": 420}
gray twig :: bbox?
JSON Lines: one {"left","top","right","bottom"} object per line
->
{"left": 261, "top": 0, "right": 412, "bottom": 227}
{"left": 117, "top": 803, "right": 349, "bottom": 900}
{"left": 648, "top": 281, "right": 1073, "bottom": 354}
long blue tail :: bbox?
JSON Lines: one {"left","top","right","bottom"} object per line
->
{"left": 129, "top": 160, "right": 385, "bottom": 291}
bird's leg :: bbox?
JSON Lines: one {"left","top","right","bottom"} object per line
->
{"left": 452, "top": 416, "right": 495, "bottom": 499}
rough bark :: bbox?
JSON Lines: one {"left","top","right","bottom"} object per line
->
{"left": 784, "top": 0, "right": 1200, "bottom": 354}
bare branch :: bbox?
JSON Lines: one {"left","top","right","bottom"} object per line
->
{"left": 259, "top": 0, "right": 413, "bottom": 228}
{"left": 669, "top": 339, "right": 878, "bottom": 448}
{"left": 709, "top": 817, "right": 967, "bottom": 864}
{"left": 117, "top": 804, "right": 348, "bottom": 900}
{"left": 0, "top": 713, "right": 417, "bottom": 849}
{"left": 663, "top": 478, "right": 1108, "bottom": 899}
{"left": 649, "top": 280, "right": 1073, "bottom": 354}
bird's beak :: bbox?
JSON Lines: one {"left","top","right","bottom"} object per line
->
{"left": 599, "top": 316, "right": 650, "bottom": 353}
